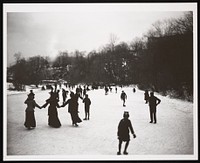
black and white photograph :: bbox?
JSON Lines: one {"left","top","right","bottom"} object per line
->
{"left": 3, "top": 2, "right": 198, "bottom": 161}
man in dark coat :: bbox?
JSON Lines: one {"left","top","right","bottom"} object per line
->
{"left": 148, "top": 92, "right": 161, "bottom": 124}
{"left": 117, "top": 111, "right": 136, "bottom": 155}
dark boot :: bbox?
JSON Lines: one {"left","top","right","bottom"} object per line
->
{"left": 123, "top": 151, "right": 128, "bottom": 155}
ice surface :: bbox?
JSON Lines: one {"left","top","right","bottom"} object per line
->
{"left": 5, "top": 85, "right": 196, "bottom": 160}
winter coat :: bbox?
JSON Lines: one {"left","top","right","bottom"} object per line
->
{"left": 144, "top": 92, "right": 149, "bottom": 100}
{"left": 117, "top": 118, "right": 134, "bottom": 141}
{"left": 42, "top": 98, "right": 59, "bottom": 116}
{"left": 83, "top": 97, "right": 91, "bottom": 109}
{"left": 24, "top": 99, "right": 40, "bottom": 112}
{"left": 120, "top": 92, "right": 127, "bottom": 100}
{"left": 63, "top": 98, "right": 78, "bottom": 114}
{"left": 148, "top": 95, "right": 161, "bottom": 110}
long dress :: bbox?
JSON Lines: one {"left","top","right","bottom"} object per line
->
{"left": 42, "top": 97, "right": 61, "bottom": 128}
{"left": 24, "top": 98, "right": 40, "bottom": 128}
{"left": 72, "top": 94, "right": 82, "bottom": 123}
{"left": 63, "top": 97, "right": 82, "bottom": 125}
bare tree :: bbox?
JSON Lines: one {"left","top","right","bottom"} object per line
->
{"left": 109, "top": 33, "right": 119, "bottom": 51}
{"left": 175, "top": 11, "right": 193, "bottom": 34}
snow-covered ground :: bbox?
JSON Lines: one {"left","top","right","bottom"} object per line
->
{"left": 4, "top": 84, "right": 197, "bottom": 161}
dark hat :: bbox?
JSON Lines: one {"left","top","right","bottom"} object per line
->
{"left": 30, "top": 90, "right": 35, "bottom": 94}
{"left": 70, "top": 91, "right": 75, "bottom": 97}
{"left": 123, "top": 111, "right": 129, "bottom": 118}
{"left": 150, "top": 91, "right": 154, "bottom": 96}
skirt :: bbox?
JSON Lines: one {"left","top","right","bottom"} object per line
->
{"left": 48, "top": 115, "right": 61, "bottom": 128}
{"left": 70, "top": 113, "right": 82, "bottom": 124}
{"left": 24, "top": 111, "right": 36, "bottom": 128}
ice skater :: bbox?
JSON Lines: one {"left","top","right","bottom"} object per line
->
{"left": 120, "top": 90, "right": 127, "bottom": 107}
{"left": 105, "top": 86, "right": 109, "bottom": 95}
{"left": 144, "top": 90, "right": 149, "bottom": 104}
{"left": 61, "top": 92, "right": 82, "bottom": 127}
{"left": 117, "top": 111, "right": 136, "bottom": 155}
{"left": 82, "top": 94, "right": 91, "bottom": 120}
{"left": 83, "top": 86, "right": 87, "bottom": 98}
{"left": 133, "top": 87, "right": 136, "bottom": 93}
{"left": 24, "top": 93, "right": 41, "bottom": 129}
{"left": 41, "top": 92, "right": 61, "bottom": 128}
{"left": 148, "top": 92, "right": 161, "bottom": 124}
{"left": 109, "top": 86, "right": 112, "bottom": 92}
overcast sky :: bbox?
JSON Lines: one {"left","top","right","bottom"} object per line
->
{"left": 5, "top": 3, "right": 194, "bottom": 66}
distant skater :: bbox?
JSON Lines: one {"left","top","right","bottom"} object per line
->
{"left": 109, "top": 86, "right": 112, "bottom": 92}
{"left": 105, "top": 86, "right": 109, "bottom": 95}
{"left": 144, "top": 90, "right": 149, "bottom": 104}
{"left": 83, "top": 86, "right": 87, "bottom": 98}
{"left": 115, "top": 86, "right": 117, "bottom": 93}
{"left": 117, "top": 111, "right": 136, "bottom": 155}
{"left": 120, "top": 91, "right": 127, "bottom": 107}
{"left": 62, "top": 88, "right": 67, "bottom": 104}
{"left": 133, "top": 87, "right": 136, "bottom": 93}
{"left": 148, "top": 92, "right": 161, "bottom": 124}
{"left": 24, "top": 93, "right": 41, "bottom": 129}
{"left": 41, "top": 92, "right": 61, "bottom": 128}
{"left": 82, "top": 94, "right": 91, "bottom": 120}
{"left": 56, "top": 89, "right": 60, "bottom": 100}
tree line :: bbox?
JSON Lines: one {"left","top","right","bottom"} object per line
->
{"left": 7, "top": 12, "right": 193, "bottom": 101}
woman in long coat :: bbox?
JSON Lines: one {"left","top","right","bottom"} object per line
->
{"left": 24, "top": 93, "right": 41, "bottom": 129}
{"left": 61, "top": 92, "right": 82, "bottom": 127}
{"left": 41, "top": 92, "right": 61, "bottom": 128}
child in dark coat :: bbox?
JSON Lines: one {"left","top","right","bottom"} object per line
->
{"left": 82, "top": 94, "right": 91, "bottom": 120}
{"left": 117, "top": 111, "right": 136, "bottom": 155}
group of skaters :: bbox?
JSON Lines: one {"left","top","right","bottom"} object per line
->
{"left": 117, "top": 88, "right": 161, "bottom": 155}
{"left": 104, "top": 85, "right": 120, "bottom": 95}
{"left": 24, "top": 84, "right": 161, "bottom": 155}
{"left": 24, "top": 85, "right": 91, "bottom": 129}
{"left": 118, "top": 88, "right": 161, "bottom": 124}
